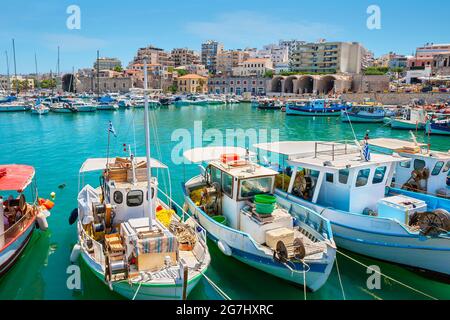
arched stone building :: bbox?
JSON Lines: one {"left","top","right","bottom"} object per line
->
{"left": 269, "top": 74, "right": 352, "bottom": 95}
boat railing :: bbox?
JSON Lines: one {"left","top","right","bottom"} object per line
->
{"left": 78, "top": 221, "right": 105, "bottom": 268}
{"left": 0, "top": 206, "right": 35, "bottom": 247}
{"left": 314, "top": 140, "right": 359, "bottom": 161}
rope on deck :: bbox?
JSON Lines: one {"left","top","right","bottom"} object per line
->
{"left": 334, "top": 254, "right": 346, "bottom": 300}
{"left": 337, "top": 250, "right": 438, "bottom": 300}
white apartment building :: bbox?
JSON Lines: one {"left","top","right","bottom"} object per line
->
{"left": 232, "top": 58, "right": 274, "bottom": 77}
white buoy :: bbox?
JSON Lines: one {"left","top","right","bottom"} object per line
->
{"left": 36, "top": 211, "right": 49, "bottom": 231}
{"left": 70, "top": 244, "right": 81, "bottom": 263}
{"left": 217, "top": 240, "right": 232, "bottom": 256}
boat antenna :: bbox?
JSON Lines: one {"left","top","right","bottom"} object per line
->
{"left": 143, "top": 59, "right": 154, "bottom": 229}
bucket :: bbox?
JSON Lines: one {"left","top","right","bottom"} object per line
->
{"left": 212, "top": 215, "right": 227, "bottom": 225}
{"left": 254, "top": 195, "right": 276, "bottom": 215}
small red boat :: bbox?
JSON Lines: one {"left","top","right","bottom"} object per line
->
{"left": 0, "top": 165, "right": 52, "bottom": 277}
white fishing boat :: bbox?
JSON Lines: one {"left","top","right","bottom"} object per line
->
{"left": 182, "top": 146, "right": 336, "bottom": 292}
{"left": 71, "top": 61, "right": 210, "bottom": 300}
{"left": 1, "top": 165, "right": 51, "bottom": 277}
{"left": 255, "top": 141, "right": 450, "bottom": 276}
{"left": 390, "top": 107, "right": 427, "bottom": 130}
{"left": 31, "top": 103, "right": 50, "bottom": 115}
{"left": 50, "top": 102, "right": 76, "bottom": 113}
{"left": 0, "top": 102, "right": 31, "bottom": 112}
{"left": 72, "top": 100, "right": 97, "bottom": 112}
{"left": 96, "top": 102, "right": 119, "bottom": 111}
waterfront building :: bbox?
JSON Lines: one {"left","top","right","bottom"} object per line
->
{"left": 208, "top": 76, "right": 267, "bottom": 95}
{"left": 131, "top": 44, "right": 173, "bottom": 67}
{"left": 258, "top": 44, "right": 289, "bottom": 65}
{"left": 171, "top": 48, "right": 200, "bottom": 67}
{"left": 93, "top": 57, "right": 122, "bottom": 71}
{"left": 433, "top": 53, "right": 450, "bottom": 76}
{"left": 374, "top": 52, "right": 408, "bottom": 69}
{"left": 216, "top": 50, "right": 250, "bottom": 76}
{"left": 290, "top": 41, "right": 367, "bottom": 74}
{"left": 232, "top": 58, "right": 274, "bottom": 77}
{"left": 201, "top": 40, "right": 224, "bottom": 74}
{"left": 177, "top": 74, "right": 208, "bottom": 94}
{"left": 127, "top": 63, "right": 174, "bottom": 91}
{"left": 76, "top": 69, "right": 132, "bottom": 93}
{"left": 408, "top": 43, "right": 450, "bottom": 68}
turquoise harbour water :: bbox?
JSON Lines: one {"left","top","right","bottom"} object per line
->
{"left": 0, "top": 103, "right": 449, "bottom": 300}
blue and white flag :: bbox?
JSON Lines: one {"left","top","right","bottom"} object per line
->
{"left": 108, "top": 121, "right": 117, "bottom": 137}
{"left": 362, "top": 141, "right": 371, "bottom": 161}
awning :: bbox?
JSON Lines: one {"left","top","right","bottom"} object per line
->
{"left": 0, "top": 165, "right": 35, "bottom": 192}
{"left": 79, "top": 157, "right": 167, "bottom": 173}
{"left": 183, "top": 146, "right": 255, "bottom": 163}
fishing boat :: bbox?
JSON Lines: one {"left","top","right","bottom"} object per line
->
{"left": 118, "top": 99, "right": 133, "bottom": 109}
{"left": 182, "top": 147, "right": 336, "bottom": 291}
{"left": 49, "top": 102, "right": 77, "bottom": 113}
{"left": 71, "top": 61, "right": 210, "bottom": 300}
{"left": 0, "top": 165, "right": 52, "bottom": 277}
{"left": 257, "top": 98, "right": 282, "bottom": 110}
{"left": 341, "top": 105, "right": 387, "bottom": 123}
{"left": 71, "top": 101, "right": 97, "bottom": 112}
{"left": 0, "top": 101, "right": 31, "bottom": 112}
{"left": 390, "top": 107, "right": 427, "bottom": 130}
{"left": 426, "top": 117, "right": 450, "bottom": 136}
{"left": 31, "top": 104, "right": 50, "bottom": 115}
{"left": 368, "top": 137, "right": 450, "bottom": 199}
{"left": 255, "top": 141, "right": 450, "bottom": 276}
{"left": 96, "top": 102, "right": 119, "bottom": 111}
{"left": 286, "top": 99, "right": 348, "bottom": 116}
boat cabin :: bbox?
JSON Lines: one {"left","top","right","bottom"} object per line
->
{"left": 368, "top": 138, "right": 450, "bottom": 197}
{"left": 255, "top": 141, "right": 409, "bottom": 215}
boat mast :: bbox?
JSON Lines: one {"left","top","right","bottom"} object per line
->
{"left": 96, "top": 50, "right": 100, "bottom": 99}
{"left": 5, "top": 51, "right": 10, "bottom": 92}
{"left": 34, "top": 52, "right": 39, "bottom": 90}
{"left": 143, "top": 59, "right": 154, "bottom": 229}
{"left": 12, "top": 39, "right": 18, "bottom": 95}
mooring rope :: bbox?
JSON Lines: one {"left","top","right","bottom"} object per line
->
{"left": 334, "top": 254, "right": 346, "bottom": 300}
{"left": 336, "top": 250, "right": 438, "bottom": 300}
{"left": 202, "top": 273, "right": 232, "bottom": 300}
{"left": 132, "top": 281, "right": 142, "bottom": 300}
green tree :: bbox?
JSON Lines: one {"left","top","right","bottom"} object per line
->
{"left": 113, "top": 65, "right": 123, "bottom": 72}
{"left": 263, "top": 70, "right": 274, "bottom": 78}
{"left": 177, "top": 69, "right": 188, "bottom": 76}
{"left": 40, "top": 78, "right": 56, "bottom": 89}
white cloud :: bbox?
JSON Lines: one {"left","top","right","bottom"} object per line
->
{"left": 41, "top": 33, "right": 108, "bottom": 52}
{"left": 185, "top": 11, "right": 342, "bottom": 46}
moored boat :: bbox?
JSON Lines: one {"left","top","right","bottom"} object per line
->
{"left": 0, "top": 165, "right": 52, "bottom": 277}
{"left": 286, "top": 99, "right": 348, "bottom": 116}
{"left": 182, "top": 147, "right": 336, "bottom": 291}
{"left": 341, "top": 105, "right": 387, "bottom": 123}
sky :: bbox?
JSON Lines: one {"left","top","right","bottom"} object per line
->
{"left": 0, "top": 0, "right": 449, "bottom": 74}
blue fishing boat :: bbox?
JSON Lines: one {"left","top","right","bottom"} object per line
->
{"left": 182, "top": 147, "right": 336, "bottom": 292}
{"left": 286, "top": 99, "right": 348, "bottom": 116}
{"left": 341, "top": 105, "right": 387, "bottom": 123}
{"left": 426, "top": 117, "right": 450, "bottom": 136}
{"left": 255, "top": 141, "right": 450, "bottom": 276}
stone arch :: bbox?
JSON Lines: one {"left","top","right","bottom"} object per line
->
{"left": 271, "top": 76, "right": 284, "bottom": 93}
{"left": 297, "top": 75, "right": 314, "bottom": 94}
{"left": 284, "top": 76, "right": 297, "bottom": 94}
{"left": 316, "top": 75, "right": 337, "bottom": 95}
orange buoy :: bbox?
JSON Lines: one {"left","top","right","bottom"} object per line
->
{"left": 43, "top": 199, "right": 55, "bottom": 210}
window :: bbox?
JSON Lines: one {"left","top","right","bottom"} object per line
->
{"left": 413, "top": 159, "right": 426, "bottom": 170}
{"left": 127, "top": 190, "right": 143, "bottom": 207}
{"left": 356, "top": 169, "right": 371, "bottom": 187}
{"left": 210, "top": 167, "right": 222, "bottom": 185}
{"left": 400, "top": 160, "right": 411, "bottom": 168}
{"left": 222, "top": 172, "right": 233, "bottom": 197}
{"left": 432, "top": 161, "right": 445, "bottom": 176}
{"left": 338, "top": 169, "right": 350, "bottom": 184}
{"left": 373, "top": 166, "right": 387, "bottom": 184}
{"left": 113, "top": 191, "right": 123, "bottom": 204}
{"left": 326, "top": 173, "right": 334, "bottom": 183}
{"left": 443, "top": 161, "right": 450, "bottom": 173}
{"left": 239, "top": 177, "right": 272, "bottom": 199}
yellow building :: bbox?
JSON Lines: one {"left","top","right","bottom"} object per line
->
{"left": 177, "top": 74, "right": 208, "bottom": 94}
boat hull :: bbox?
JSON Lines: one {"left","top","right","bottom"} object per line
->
{"left": 390, "top": 119, "right": 425, "bottom": 130}
{"left": 426, "top": 122, "right": 450, "bottom": 135}
{"left": 341, "top": 113, "right": 385, "bottom": 123}
{"left": 286, "top": 106, "right": 343, "bottom": 116}
{"left": 276, "top": 189, "right": 450, "bottom": 276}
{"left": 0, "top": 105, "right": 31, "bottom": 112}
{"left": 80, "top": 249, "right": 204, "bottom": 300}
{"left": 76, "top": 106, "right": 97, "bottom": 112}
{"left": 0, "top": 221, "right": 35, "bottom": 277}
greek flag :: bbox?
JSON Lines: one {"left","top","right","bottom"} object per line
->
{"left": 362, "top": 142, "right": 371, "bottom": 161}
{"left": 108, "top": 121, "right": 117, "bottom": 137}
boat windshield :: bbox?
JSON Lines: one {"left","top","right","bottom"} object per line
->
{"left": 239, "top": 177, "right": 273, "bottom": 199}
